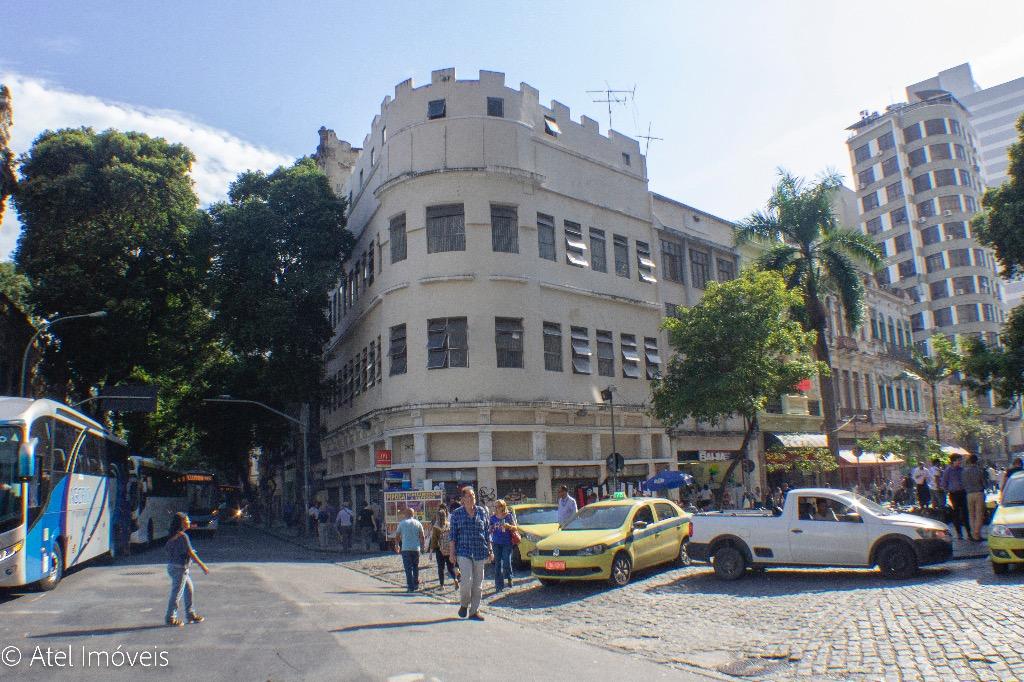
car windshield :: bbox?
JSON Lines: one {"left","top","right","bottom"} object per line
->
{"left": 515, "top": 507, "right": 558, "bottom": 525}
{"left": 562, "top": 505, "right": 631, "bottom": 530}
{"left": 1003, "top": 475, "right": 1024, "bottom": 506}
{"left": 844, "top": 492, "right": 893, "bottom": 516}
{"left": 0, "top": 425, "right": 24, "bottom": 530}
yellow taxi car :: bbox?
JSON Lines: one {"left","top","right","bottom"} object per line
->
{"left": 988, "top": 472, "right": 1024, "bottom": 574}
{"left": 531, "top": 495, "right": 692, "bottom": 587}
{"left": 509, "top": 503, "right": 560, "bottom": 569}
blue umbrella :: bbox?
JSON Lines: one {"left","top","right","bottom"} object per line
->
{"left": 644, "top": 470, "right": 693, "bottom": 491}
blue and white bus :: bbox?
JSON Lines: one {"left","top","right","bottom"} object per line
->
{"left": 0, "top": 397, "right": 131, "bottom": 591}
{"left": 127, "top": 456, "right": 187, "bottom": 545}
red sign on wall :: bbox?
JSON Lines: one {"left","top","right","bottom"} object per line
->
{"left": 375, "top": 449, "right": 393, "bottom": 468}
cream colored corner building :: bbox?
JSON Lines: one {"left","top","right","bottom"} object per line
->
{"left": 314, "top": 68, "right": 752, "bottom": 507}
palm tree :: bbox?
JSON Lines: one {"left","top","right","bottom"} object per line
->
{"left": 897, "top": 334, "right": 962, "bottom": 445}
{"left": 738, "top": 170, "right": 884, "bottom": 453}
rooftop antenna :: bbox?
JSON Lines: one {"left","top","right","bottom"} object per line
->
{"left": 587, "top": 83, "right": 635, "bottom": 131}
{"left": 637, "top": 122, "right": 663, "bottom": 157}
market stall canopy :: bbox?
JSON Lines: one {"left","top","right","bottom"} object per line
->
{"left": 940, "top": 445, "right": 970, "bottom": 456}
{"left": 644, "top": 470, "right": 694, "bottom": 491}
{"left": 767, "top": 433, "right": 828, "bottom": 448}
{"left": 838, "top": 450, "right": 904, "bottom": 465}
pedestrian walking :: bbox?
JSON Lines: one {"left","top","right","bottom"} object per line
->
{"left": 449, "top": 486, "right": 492, "bottom": 621}
{"left": 556, "top": 485, "right": 578, "bottom": 527}
{"left": 429, "top": 506, "right": 459, "bottom": 589}
{"left": 490, "top": 499, "right": 518, "bottom": 592}
{"left": 928, "top": 458, "right": 945, "bottom": 509}
{"left": 394, "top": 508, "right": 425, "bottom": 592}
{"left": 357, "top": 502, "right": 377, "bottom": 551}
{"left": 698, "top": 484, "right": 713, "bottom": 510}
{"left": 164, "top": 512, "right": 209, "bottom": 627}
{"left": 940, "top": 455, "right": 968, "bottom": 540}
{"left": 912, "top": 462, "right": 932, "bottom": 508}
{"left": 308, "top": 500, "right": 321, "bottom": 537}
{"left": 962, "top": 454, "right": 986, "bottom": 541}
{"left": 317, "top": 503, "right": 332, "bottom": 548}
{"left": 335, "top": 502, "right": 354, "bottom": 551}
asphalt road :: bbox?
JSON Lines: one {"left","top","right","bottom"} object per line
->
{"left": 0, "top": 524, "right": 716, "bottom": 681}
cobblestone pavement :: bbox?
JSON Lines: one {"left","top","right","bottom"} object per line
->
{"left": 343, "top": 552, "right": 1024, "bottom": 682}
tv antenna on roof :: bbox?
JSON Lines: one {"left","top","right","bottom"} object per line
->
{"left": 637, "top": 122, "right": 663, "bottom": 157}
{"left": 587, "top": 84, "right": 635, "bottom": 132}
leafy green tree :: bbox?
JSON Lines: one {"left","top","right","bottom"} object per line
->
{"left": 900, "top": 334, "right": 962, "bottom": 444}
{"left": 737, "top": 170, "right": 883, "bottom": 453}
{"left": 200, "top": 158, "right": 351, "bottom": 468}
{"left": 940, "top": 394, "right": 1003, "bottom": 457}
{"left": 855, "top": 434, "right": 944, "bottom": 468}
{"left": 651, "top": 268, "right": 827, "bottom": 501}
{"left": 0, "top": 85, "right": 15, "bottom": 215}
{"left": 963, "top": 311, "right": 1024, "bottom": 410}
{"left": 972, "top": 113, "right": 1024, "bottom": 278}
{"left": 13, "top": 127, "right": 207, "bottom": 402}
{"left": 0, "top": 261, "right": 31, "bottom": 310}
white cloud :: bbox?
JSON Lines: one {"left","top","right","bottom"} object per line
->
{"left": 0, "top": 72, "right": 294, "bottom": 259}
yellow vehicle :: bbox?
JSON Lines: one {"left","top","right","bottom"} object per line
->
{"left": 531, "top": 496, "right": 692, "bottom": 587}
{"left": 509, "top": 503, "right": 560, "bottom": 569}
{"left": 988, "top": 472, "right": 1024, "bottom": 574}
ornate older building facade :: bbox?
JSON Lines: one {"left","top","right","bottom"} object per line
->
{"left": 315, "top": 69, "right": 746, "bottom": 506}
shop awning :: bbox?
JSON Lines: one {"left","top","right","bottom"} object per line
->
{"left": 768, "top": 433, "right": 828, "bottom": 448}
{"left": 838, "top": 450, "right": 904, "bottom": 465}
{"left": 941, "top": 445, "right": 970, "bottom": 456}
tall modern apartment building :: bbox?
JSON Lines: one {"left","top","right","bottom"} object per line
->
{"left": 906, "top": 64, "right": 1024, "bottom": 309}
{"left": 845, "top": 94, "right": 1005, "bottom": 357}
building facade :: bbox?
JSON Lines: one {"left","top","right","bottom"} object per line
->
{"left": 315, "top": 69, "right": 746, "bottom": 507}
{"left": 846, "top": 94, "right": 1005, "bottom": 354}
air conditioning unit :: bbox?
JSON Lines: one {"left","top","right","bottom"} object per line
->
{"left": 876, "top": 150, "right": 885, "bottom": 157}
{"left": 918, "top": 217, "right": 928, "bottom": 224}
{"left": 944, "top": 210, "right": 953, "bottom": 217}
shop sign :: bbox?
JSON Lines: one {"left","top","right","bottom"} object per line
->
{"left": 375, "top": 449, "right": 392, "bottom": 468}
{"left": 699, "top": 450, "right": 737, "bottom": 462}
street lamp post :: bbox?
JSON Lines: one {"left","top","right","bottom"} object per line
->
{"left": 20, "top": 311, "right": 107, "bottom": 398}
{"left": 204, "top": 396, "right": 310, "bottom": 537}
{"left": 601, "top": 386, "right": 618, "bottom": 493}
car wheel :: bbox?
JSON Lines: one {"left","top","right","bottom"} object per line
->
{"left": 36, "top": 544, "right": 64, "bottom": 592}
{"left": 877, "top": 542, "right": 918, "bottom": 579}
{"left": 992, "top": 561, "right": 1009, "bottom": 575}
{"left": 608, "top": 553, "right": 633, "bottom": 587}
{"left": 675, "top": 541, "right": 691, "bottom": 567}
{"left": 712, "top": 545, "right": 746, "bottom": 581}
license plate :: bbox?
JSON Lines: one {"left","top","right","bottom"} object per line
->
{"left": 545, "top": 560, "right": 566, "bottom": 571}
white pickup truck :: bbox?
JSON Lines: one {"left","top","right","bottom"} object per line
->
{"left": 688, "top": 488, "right": 953, "bottom": 580}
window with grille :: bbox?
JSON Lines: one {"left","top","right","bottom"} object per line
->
{"left": 943, "top": 222, "right": 966, "bottom": 239}
{"left": 564, "top": 221, "right": 587, "bottom": 267}
{"left": 886, "top": 182, "right": 904, "bottom": 202}
{"left": 854, "top": 145, "right": 870, "bottom": 163}
{"left": 930, "top": 280, "right": 949, "bottom": 300}
{"left": 958, "top": 169, "right": 971, "bottom": 186}
{"left": 487, "top": 97, "right": 504, "bottom": 117}
{"left": 644, "top": 337, "right": 661, "bottom": 380}
{"left": 360, "top": 348, "right": 368, "bottom": 393}
{"left": 925, "top": 253, "right": 945, "bottom": 273}
{"left": 366, "top": 342, "right": 376, "bottom": 389}
{"left": 939, "top": 195, "right": 963, "bottom": 213}
{"left": 665, "top": 302, "right": 681, "bottom": 319}
{"left": 934, "top": 169, "right": 956, "bottom": 187}
{"left": 907, "top": 148, "right": 927, "bottom": 167}
{"left": 570, "top": 326, "right": 591, "bottom": 374}
{"left": 891, "top": 207, "right": 908, "bottom": 225}
{"left": 660, "top": 239, "right": 685, "bottom": 282}
{"left": 924, "top": 118, "right": 947, "bottom": 136}
{"left": 596, "top": 330, "right": 614, "bottom": 377}
{"left": 903, "top": 123, "right": 921, "bottom": 143}
{"left": 495, "top": 318, "right": 524, "bottom": 368}
{"left": 953, "top": 276, "right": 975, "bottom": 295}
{"left": 866, "top": 217, "right": 883, "bottom": 235}
{"left": 426, "top": 204, "right": 465, "bottom": 253}
{"left": 614, "top": 234, "right": 630, "bottom": 278}
{"left": 343, "top": 361, "right": 351, "bottom": 405}
{"left": 983, "top": 304, "right": 996, "bottom": 322}
{"left": 979, "top": 276, "right": 991, "bottom": 293}
{"left": 934, "top": 307, "right": 953, "bottom": 327}
{"left": 954, "top": 144, "right": 966, "bottom": 160}
{"left": 929, "top": 143, "right": 952, "bottom": 161}
{"left": 716, "top": 257, "right": 735, "bottom": 282}
{"left": 957, "top": 304, "right": 980, "bottom": 323}
{"left": 491, "top": 205, "right": 519, "bottom": 253}
{"left": 589, "top": 228, "right": 607, "bottom": 272}
{"left": 917, "top": 200, "right": 935, "bottom": 218}
{"left": 862, "top": 192, "right": 879, "bottom": 211}
{"left": 427, "top": 317, "right": 467, "bottom": 369}
{"left": 390, "top": 214, "right": 407, "bottom": 263}
{"left": 948, "top": 249, "right": 970, "bottom": 267}
{"left": 621, "top": 334, "right": 640, "bottom": 378}
{"left": 636, "top": 241, "right": 657, "bottom": 283}
{"left": 428, "top": 99, "right": 446, "bottom": 119}
{"left": 897, "top": 259, "right": 916, "bottom": 279}
{"left": 965, "top": 196, "right": 977, "bottom": 212}
{"left": 690, "top": 250, "right": 710, "bottom": 289}
{"left": 882, "top": 156, "right": 899, "bottom": 177}
{"left": 537, "top": 213, "right": 556, "bottom": 261}
{"left": 858, "top": 168, "right": 875, "bottom": 188}
{"left": 894, "top": 232, "right": 912, "bottom": 252}
{"left": 949, "top": 119, "right": 962, "bottom": 136}
{"left": 366, "top": 245, "right": 375, "bottom": 286}
{"left": 389, "top": 324, "right": 406, "bottom": 376}
{"left": 877, "top": 132, "right": 895, "bottom": 150}
{"left": 912, "top": 174, "right": 932, "bottom": 193}
{"left": 375, "top": 335, "right": 382, "bottom": 382}
{"left": 543, "top": 322, "right": 562, "bottom": 372}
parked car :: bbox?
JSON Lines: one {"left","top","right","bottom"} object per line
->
{"left": 988, "top": 472, "right": 1024, "bottom": 574}
{"left": 508, "top": 503, "right": 560, "bottom": 569}
{"left": 688, "top": 488, "right": 952, "bottom": 580}
{"left": 531, "top": 495, "right": 692, "bottom": 587}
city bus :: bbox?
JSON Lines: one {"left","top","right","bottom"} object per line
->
{"left": 180, "top": 471, "right": 221, "bottom": 533}
{"left": 127, "top": 456, "right": 187, "bottom": 545}
{"left": 0, "top": 397, "right": 131, "bottom": 591}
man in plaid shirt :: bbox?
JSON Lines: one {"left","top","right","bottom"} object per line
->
{"left": 448, "top": 486, "right": 493, "bottom": 620}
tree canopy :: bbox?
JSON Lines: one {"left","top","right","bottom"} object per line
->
{"left": 651, "top": 268, "right": 827, "bottom": 497}
{"left": 737, "top": 170, "right": 883, "bottom": 452}
{"left": 972, "top": 113, "right": 1024, "bottom": 278}
{"left": 0, "top": 261, "right": 31, "bottom": 310}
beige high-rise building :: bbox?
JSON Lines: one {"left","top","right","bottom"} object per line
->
{"left": 315, "top": 69, "right": 748, "bottom": 507}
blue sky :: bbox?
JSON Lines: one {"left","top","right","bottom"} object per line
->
{"left": 3, "top": 1, "right": 1024, "bottom": 258}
